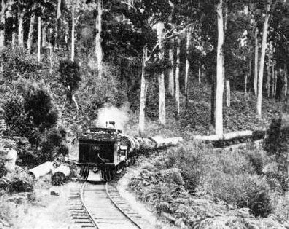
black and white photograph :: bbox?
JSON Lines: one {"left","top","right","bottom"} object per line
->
{"left": 0, "top": 0, "right": 289, "bottom": 228}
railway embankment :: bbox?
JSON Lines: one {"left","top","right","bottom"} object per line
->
{"left": 116, "top": 141, "right": 289, "bottom": 229}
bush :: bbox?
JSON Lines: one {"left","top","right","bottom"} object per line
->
{"left": 264, "top": 118, "right": 289, "bottom": 192}
{"left": 0, "top": 167, "right": 33, "bottom": 193}
{"left": 166, "top": 143, "right": 205, "bottom": 193}
{"left": 1, "top": 47, "right": 42, "bottom": 81}
{"left": 24, "top": 88, "right": 58, "bottom": 132}
{"left": 58, "top": 60, "right": 81, "bottom": 102}
{"left": 166, "top": 143, "right": 273, "bottom": 218}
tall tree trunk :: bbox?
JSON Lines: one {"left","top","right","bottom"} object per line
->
{"left": 245, "top": 74, "right": 248, "bottom": 94}
{"left": 37, "top": 17, "right": 41, "bottom": 62}
{"left": 254, "top": 28, "right": 259, "bottom": 95}
{"left": 12, "top": 32, "right": 15, "bottom": 49}
{"left": 71, "top": 2, "right": 75, "bottom": 61}
{"left": 215, "top": 0, "right": 225, "bottom": 136}
{"left": 18, "top": 11, "right": 24, "bottom": 47}
{"left": 199, "top": 66, "right": 201, "bottom": 84}
{"left": 267, "top": 60, "right": 271, "bottom": 97}
{"left": 56, "top": 0, "right": 61, "bottom": 49}
{"left": 185, "top": 28, "right": 191, "bottom": 108}
{"left": 139, "top": 46, "right": 148, "bottom": 135}
{"left": 256, "top": 9, "right": 270, "bottom": 118}
{"left": 42, "top": 25, "right": 46, "bottom": 47}
{"left": 27, "top": 12, "right": 35, "bottom": 53}
{"left": 284, "top": 64, "right": 287, "bottom": 97}
{"left": 175, "top": 36, "right": 180, "bottom": 118}
{"left": 210, "top": 78, "right": 215, "bottom": 126}
{"left": 168, "top": 40, "right": 174, "bottom": 96}
{"left": 95, "top": 0, "right": 103, "bottom": 77}
{"left": 72, "top": 94, "right": 79, "bottom": 118}
{"left": 226, "top": 80, "right": 230, "bottom": 107}
{"left": 157, "top": 22, "right": 166, "bottom": 125}
{"left": 0, "top": 0, "right": 6, "bottom": 49}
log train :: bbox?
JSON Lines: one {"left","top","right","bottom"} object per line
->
{"left": 78, "top": 121, "right": 182, "bottom": 181}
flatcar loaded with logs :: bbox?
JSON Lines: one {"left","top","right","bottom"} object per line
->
{"left": 78, "top": 121, "right": 183, "bottom": 181}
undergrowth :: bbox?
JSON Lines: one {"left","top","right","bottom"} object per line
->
{"left": 128, "top": 142, "right": 289, "bottom": 228}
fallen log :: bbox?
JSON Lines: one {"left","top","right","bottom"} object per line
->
{"left": 192, "top": 130, "right": 266, "bottom": 148}
{"left": 149, "top": 136, "right": 183, "bottom": 148}
{"left": 193, "top": 130, "right": 253, "bottom": 141}
{"left": 28, "top": 161, "right": 54, "bottom": 179}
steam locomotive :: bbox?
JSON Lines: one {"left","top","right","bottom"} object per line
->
{"left": 78, "top": 121, "right": 182, "bottom": 181}
{"left": 78, "top": 121, "right": 152, "bottom": 181}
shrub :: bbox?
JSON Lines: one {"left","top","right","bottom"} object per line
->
{"left": 24, "top": 88, "right": 58, "bottom": 132}
{"left": 0, "top": 167, "right": 34, "bottom": 193}
{"left": 58, "top": 60, "right": 81, "bottom": 102}
{"left": 3, "top": 97, "right": 32, "bottom": 137}
{"left": 1, "top": 47, "right": 42, "bottom": 80}
{"left": 167, "top": 143, "right": 207, "bottom": 193}
{"left": 264, "top": 118, "right": 289, "bottom": 192}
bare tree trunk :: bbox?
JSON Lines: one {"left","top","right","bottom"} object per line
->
{"left": 95, "top": 0, "right": 103, "bottom": 77}
{"left": 245, "top": 74, "right": 248, "bottom": 94}
{"left": 27, "top": 12, "right": 35, "bottom": 53}
{"left": 72, "top": 94, "right": 79, "bottom": 118}
{"left": 254, "top": 28, "right": 259, "bottom": 95}
{"left": 12, "top": 32, "right": 15, "bottom": 49}
{"left": 256, "top": 9, "right": 270, "bottom": 118}
{"left": 37, "top": 17, "right": 41, "bottom": 62}
{"left": 226, "top": 80, "right": 230, "bottom": 107}
{"left": 168, "top": 40, "right": 174, "bottom": 96}
{"left": 185, "top": 28, "right": 191, "bottom": 108}
{"left": 272, "top": 65, "right": 275, "bottom": 97}
{"left": 0, "top": 0, "right": 6, "bottom": 49}
{"left": 71, "top": 2, "right": 75, "bottom": 61}
{"left": 175, "top": 37, "right": 180, "bottom": 118}
{"left": 56, "top": 0, "right": 61, "bottom": 49}
{"left": 267, "top": 60, "right": 271, "bottom": 97}
{"left": 199, "top": 66, "right": 201, "bottom": 84}
{"left": 157, "top": 22, "right": 166, "bottom": 125}
{"left": 48, "top": 44, "right": 53, "bottom": 74}
{"left": 285, "top": 64, "right": 287, "bottom": 97}
{"left": 139, "top": 46, "right": 147, "bottom": 135}
{"left": 18, "top": 11, "right": 24, "bottom": 47}
{"left": 42, "top": 25, "right": 46, "bottom": 47}
{"left": 215, "top": 0, "right": 225, "bottom": 136}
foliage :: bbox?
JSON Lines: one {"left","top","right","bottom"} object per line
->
{"left": 1, "top": 47, "right": 42, "bottom": 81}
{"left": 263, "top": 118, "right": 289, "bottom": 192}
{"left": 37, "top": 127, "right": 67, "bottom": 164}
{"left": 58, "top": 60, "right": 81, "bottom": 102}
{"left": 3, "top": 97, "right": 31, "bottom": 137}
{"left": 0, "top": 167, "right": 33, "bottom": 193}
{"left": 145, "top": 58, "right": 172, "bottom": 75}
{"left": 23, "top": 88, "right": 58, "bottom": 133}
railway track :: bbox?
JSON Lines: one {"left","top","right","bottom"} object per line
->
{"left": 69, "top": 180, "right": 148, "bottom": 229}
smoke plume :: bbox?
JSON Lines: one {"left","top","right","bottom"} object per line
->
{"left": 95, "top": 103, "right": 129, "bottom": 130}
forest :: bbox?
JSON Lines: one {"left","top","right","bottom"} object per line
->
{"left": 0, "top": 0, "right": 288, "bottom": 228}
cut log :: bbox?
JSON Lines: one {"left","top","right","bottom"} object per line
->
{"left": 28, "top": 161, "right": 54, "bottom": 179}
{"left": 193, "top": 130, "right": 253, "bottom": 141}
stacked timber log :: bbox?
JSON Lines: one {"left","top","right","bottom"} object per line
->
{"left": 193, "top": 130, "right": 266, "bottom": 149}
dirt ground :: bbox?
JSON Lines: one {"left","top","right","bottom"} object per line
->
{"left": 3, "top": 170, "right": 176, "bottom": 229}
{"left": 3, "top": 175, "right": 75, "bottom": 229}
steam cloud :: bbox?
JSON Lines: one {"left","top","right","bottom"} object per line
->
{"left": 95, "top": 104, "right": 129, "bottom": 130}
